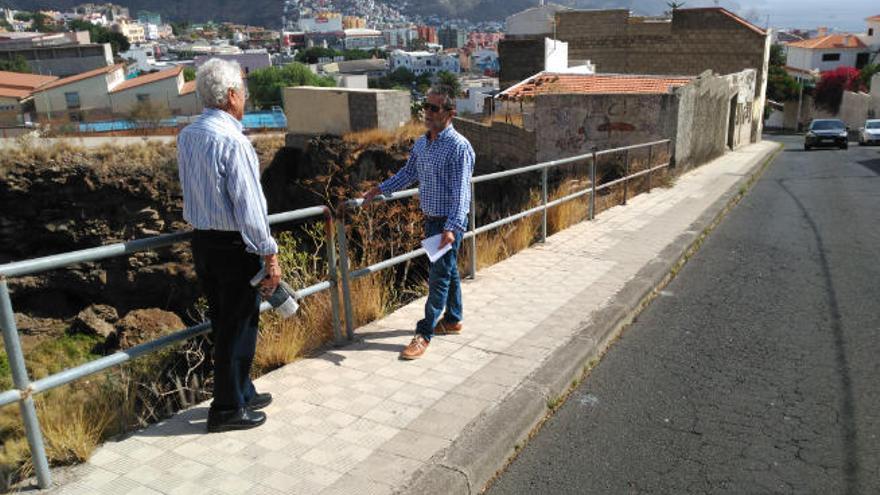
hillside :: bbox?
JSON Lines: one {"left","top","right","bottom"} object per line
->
{"left": 8, "top": 0, "right": 673, "bottom": 26}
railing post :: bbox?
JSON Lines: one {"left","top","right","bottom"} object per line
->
{"left": 335, "top": 218, "right": 356, "bottom": 340}
{"left": 323, "top": 214, "right": 344, "bottom": 346}
{"left": 541, "top": 167, "right": 548, "bottom": 243}
{"left": 589, "top": 149, "right": 597, "bottom": 221}
{"left": 622, "top": 149, "right": 629, "bottom": 206}
{"left": 647, "top": 144, "right": 654, "bottom": 193}
{"left": 0, "top": 278, "right": 51, "bottom": 489}
{"left": 469, "top": 183, "right": 477, "bottom": 279}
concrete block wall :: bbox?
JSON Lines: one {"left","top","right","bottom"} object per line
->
{"left": 453, "top": 117, "right": 537, "bottom": 172}
{"left": 283, "top": 86, "right": 410, "bottom": 137}
{"left": 532, "top": 93, "right": 679, "bottom": 163}
{"left": 674, "top": 69, "right": 757, "bottom": 171}
{"left": 498, "top": 39, "right": 546, "bottom": 90}
{"left": 505, "top": 8, "right": 770, "bottom": 143}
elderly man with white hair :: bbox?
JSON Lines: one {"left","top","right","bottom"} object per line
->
{"left": 178, "top": 58, "right": 281, "bottom": 432}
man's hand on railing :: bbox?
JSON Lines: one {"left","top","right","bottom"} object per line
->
{"left": 260, "top": 254, "right": 282, "bottom": 297}
{"left": 361, "top": 186, "right": 382, "bottom": 205}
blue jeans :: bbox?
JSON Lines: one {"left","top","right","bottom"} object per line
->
{"left": 415, "top": 218, "right": 464, "bottom": 341}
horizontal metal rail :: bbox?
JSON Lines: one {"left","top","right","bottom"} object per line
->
{"left": 0, "top": 137, "right": 672, "bottom": 488}
{"left": 0, "top": 205, "right": 344, "bottom": 488}
{"left": 334, "top": 139, "right": 672, "bottom": 337}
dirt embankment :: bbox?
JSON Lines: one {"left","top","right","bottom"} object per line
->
{"left": 0, "top": 133, "right": 415, "bottom": 350}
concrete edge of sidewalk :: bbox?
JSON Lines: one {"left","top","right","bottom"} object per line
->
{"left": 396, "top": 142, "right": 784, "bottom": 495}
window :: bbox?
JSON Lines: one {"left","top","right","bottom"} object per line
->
{"left": 136, "top": 94, "right": 150, "bottom": 102}
{"left": 821, "top": 53, "right": 841, "bottom": 62}
{"left": 64, "top": 92, "right": 80, "bottom": 109}
{"left": 870, "top": 28, "right": 875, "bottom": 36}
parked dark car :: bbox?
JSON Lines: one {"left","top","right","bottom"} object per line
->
{"left": 804, "top": 119, "right": 848, "bottom": 150}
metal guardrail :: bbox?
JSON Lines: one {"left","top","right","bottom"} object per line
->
{"left": 0, "top": 139, "right": 670, "bottom": 488}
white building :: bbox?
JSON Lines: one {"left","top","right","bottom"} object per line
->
{"left": 471, "top": 49, "right": 499, "bottom": 74}
{"left": 120, "top": 43, "right": 159, "bottom": 73}
{"left": 456, "top": 86, "right": 496, "bottom": 115}
{"left": 383, "top": 27, "right": 417, "bottom": 48}
{"left": 389, "top": 50, "right": 460, "bottom": 75}
{"left": 858, "top": 15, "right": 880, "bottom": 52}
{"left": 505, "top": 3, "right": 571, "bottom": 38}
{"left": 785, "top": 16, "right": 880, "bottom": 81}
{"left": 298, "top": 14, "right": 343, "bottom": 33}
{"left": 144, "top": 23, "right": 159, "bottom": 41}
{"left": 343, "top": 28, "right": 384, "bottom": 50}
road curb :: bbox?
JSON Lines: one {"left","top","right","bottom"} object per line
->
{"left": 397, "top": 142, "right": 783, "bottom": 495}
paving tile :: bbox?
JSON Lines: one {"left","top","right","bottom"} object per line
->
{"left": 42, "top": 143, "right": 775, "bottom": 495}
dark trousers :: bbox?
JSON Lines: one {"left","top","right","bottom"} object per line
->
{"left": 191, "top": 230, "right": 261, "bottom": 410}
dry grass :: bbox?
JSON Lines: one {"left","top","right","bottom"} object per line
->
{"left": 342, "top": 122, "right": 425, "bottom": 148}
{"left": 481, "top": 112, "right": 525, "bottom": 128}
{"left": 0, "top": 385, "right": 122, "bottom": 485}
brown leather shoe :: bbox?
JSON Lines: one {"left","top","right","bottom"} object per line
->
{"left": 434, "top": 320, "right": 463, "bottom": 335}
{"left": 400, "top": 335, "right": 429, "bottom": 360}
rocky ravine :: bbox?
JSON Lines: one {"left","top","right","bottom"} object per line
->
{"left": 0, "top": 136, "right": 414, "bottom": 350}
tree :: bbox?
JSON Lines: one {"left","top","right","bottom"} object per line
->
{"left": 169, "top": 21, "right": 190, "bottom": 37}
{"left": 860, "top": 63, "right": 880, "bottom": 91}
{"left": 765, "top": 44, "right": 799, "bottom": 103}
{"left": 769, "top": 44, "right": 786, "bottom": 67}
{"left": 295, "top": 47, "right": 339, "bottom": 64}
{"left": 127, "top": 100, "right": 171, "bottom": 130}
{"left": 0, "top": 55, "right": 31, "bottom": 73}
{"left": 436, "top": 71, "right": 461, "bottom": 97}
{"left": 68, "top": 19, "right": 130, "bottom": 55}
{"left": 814, "top": 67, "right": 864, "bottom": 113}
{"left": 766, "top": 65, "right": 801, "bottom": 102}
{"left": 183, "top": 66, "right": 196, "bottom": 82}
{"left": 33, "top": 12, "right": 60, "bottom": 33}
{"left": 246, "top": 63, "right": 336, "bottom": 109}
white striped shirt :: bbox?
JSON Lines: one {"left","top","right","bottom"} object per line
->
{"left": 177, "top": 108, "right": 278, "bottom": 256}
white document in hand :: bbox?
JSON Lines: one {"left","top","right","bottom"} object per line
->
{"left": 421, "top": 234, "right": 453, "bottom": 263}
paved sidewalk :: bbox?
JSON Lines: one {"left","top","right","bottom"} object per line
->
{"left": 43, "top": 141, "right": 779, "bottom": 495}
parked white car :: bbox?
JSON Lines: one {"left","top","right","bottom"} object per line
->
{"left": 859, "top": 119, "right": 880, "bottom": 146}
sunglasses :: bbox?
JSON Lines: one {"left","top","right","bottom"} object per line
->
{"left": 422, "top": 102, "right": 450, "bottom": 113}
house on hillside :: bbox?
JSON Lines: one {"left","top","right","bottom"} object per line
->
{"left": 0, "top": 71, "right": 59, "bottom": 126}
{"left": 32, "top": 65, "right": 200, "bottom": 123}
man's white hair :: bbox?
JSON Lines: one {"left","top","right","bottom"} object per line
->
{"left": 196, "top": 58, "right": 244, "bottom": 109}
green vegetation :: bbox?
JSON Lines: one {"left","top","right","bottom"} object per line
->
{"left": 246, "top": 62, "right": 336, "bottom": 109}
{"left": 68, "top": 19, "right": 130, "bottom": 55}
{"left": 183, "top": 66, "right": 196, "bottom": 82}
{"left": 370, "top": 67, "right": 432, "bottom": 93}
{"left": 0, "top": 55, "right": 31, "bottom": 74}
{"left": 860, "top": 63, "right": 880, "bottom": 91}
{"left": 436, "top": 71, "right": 462, "bottom": 97}
{"left": 766, "top": 44, "right": 801, "bottom": 102}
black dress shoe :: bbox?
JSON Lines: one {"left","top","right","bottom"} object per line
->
{"left": 246, "top": 392, "right": 273, "bottom": 411}
{"left": 207, "top": 407, "right": 266, "bottom": 433}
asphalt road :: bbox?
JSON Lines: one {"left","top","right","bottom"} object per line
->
{"left": 487, "top": 136, "right": 880, "bottom": 494}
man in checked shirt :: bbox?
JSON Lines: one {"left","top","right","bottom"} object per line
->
{"left": 363, "top": 86, "right": 476, "bottom": 360}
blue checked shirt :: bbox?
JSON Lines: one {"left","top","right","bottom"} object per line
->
{"left": 177, "top": 108, "right": 278, "bottom": 256}
{"left": 379, "top": 125, "right": 475, "bottom": 233}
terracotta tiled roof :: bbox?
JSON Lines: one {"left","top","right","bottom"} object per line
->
{"left": 110, "top": 66, "right": 183, "bottom": 93}
{"left": 787, "top": 34, "right": 867, "bottom": 49}
{"left": 180, "top": 79, "right": 196, "bottom": 95}
{"left": 499, "top": 73, "right": 693, "bottom": 100}
{"left": 867, "top": 15, "right": 880, "bottom": 22}
{"left": 36, "top": 64, "right": 124, "bottom": 92}
{"left": 0, "top": 71, "right": 59, "bottom": 100}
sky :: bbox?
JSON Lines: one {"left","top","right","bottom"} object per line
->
{"left": 666, "top": 0, "right": 878, "bottom": 32}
